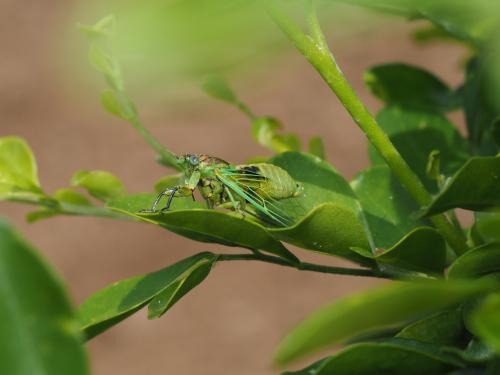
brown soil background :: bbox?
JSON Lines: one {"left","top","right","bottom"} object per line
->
{"left": 0, "top": 2, "right": 466, "bottom": 374}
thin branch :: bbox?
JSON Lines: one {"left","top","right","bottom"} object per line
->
{"left": 217, "top": 252, "right": 387, "bottom": 278}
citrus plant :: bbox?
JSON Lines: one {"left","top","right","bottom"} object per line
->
{"left": 1, "top": 1, "right": 500, "bottom": 374}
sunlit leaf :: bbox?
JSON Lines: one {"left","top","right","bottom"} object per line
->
{"left": 423, "top": 156, "right": 500, "bottom": 216}
{"left": 79, "top": 252, "right": 215, "bottom": 339}
{"left": 275, "top": 279, "right": 492, "bottom": 365}
{"left": 71, "top": 170, "right": 127, "bottom": 202}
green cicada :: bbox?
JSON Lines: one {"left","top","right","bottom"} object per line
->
{"left": 141, "top": 154, "right": 303, "bottom": 226}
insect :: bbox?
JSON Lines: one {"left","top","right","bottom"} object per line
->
{"left": 140, "top": 154, "right": 303, "bottom": 226}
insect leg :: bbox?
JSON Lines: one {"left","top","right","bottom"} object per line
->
{"left": 138, "top": 188, "right": 175, "bottom": 213}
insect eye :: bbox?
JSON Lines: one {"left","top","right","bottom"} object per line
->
{"left": 189, "top": 155, "right": 200, "bottom": 165}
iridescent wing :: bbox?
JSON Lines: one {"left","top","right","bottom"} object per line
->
{"left": 215, "top": 166, "right": 293, "bottom": 226}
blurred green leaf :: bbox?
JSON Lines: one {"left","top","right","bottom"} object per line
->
{"left": 79, "top": 252, "right": 215, "bottom": 339}
{"left": 148, "top": 261, "right": 212, "bottom": 319}
{"left": 0, "top": 136, "right": 44, "bottom": 200}
{"left": 448, "top": 244, "right": 500, "bottom": 279}
{"left": 275, "top": 280, "right": 492, "bottom": 365}
{"left": 201, "top": 74, "right": 238, "bottom": 104}
{"left": 492, "top": 117, "right": 500, "bottom": 148}
{"left": 423, "top": 156, "right": 500, "bottom": 216}
{"left": 370, "top": 107, "right": 469, "bottom": 191}
{"left": 364, "top": 63, "right": 459, "bottom": 112}
{"left": 351, "top": 166, "right": 426, "bottom": 249}
{"left": 332, "top": 0, "right": 500, "bottom": 45}
{"left": 100, "top": 89, "right": 136, "bottom": 120}
{"left": 251, "top": 117, "right": 301, "bottom": 153}
{"left": 88, "top": 42, "right": 117, "bottom": 78}
{"left": 474, "top": 211, "right": 500, "bottom": 244}
{"left": 71, "top": 170, "right": 127, "bottom": 202}
{"left": 251, "top": 117, "right": 282, "bottom": 148}
{"left": 396, "top": 309, "right": 464, "bottom": 345}
{"left": 0, "top": 220, "right": 88, "bottom": 375}
{"left": 154, "top": 174, "right": 182, "bottom": 193}
{"left": 79, "top": 14, "right": 116, "bottom": 39}
{"left": 463, "top": 57, "right": 500, "bottom": 155}
{"left": 54, "top": 189, "right": 92, "bottom": 206}
{"left": 308, "top": 137, "right": 326, "bottom": 160}
{"left": 108, "top": 193, "right": 299, "bottom": 263}
{"left": 469, "top": 292, "right": 500, "bottom": 353}
{"left": 282, "top": 339, "right": 464, "bottom": 375}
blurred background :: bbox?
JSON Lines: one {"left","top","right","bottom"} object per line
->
{"left": 0, "top": 1, "right": 468, "bottom": 374}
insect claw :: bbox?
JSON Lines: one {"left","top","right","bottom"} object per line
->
{"left": 160, "top": 207, "right": 170, "bottom": 214}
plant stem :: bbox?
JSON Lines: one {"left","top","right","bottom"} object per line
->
{"left": 128, "top": 116, "right": 181, "bottom": 170}
{"left": 266, "top": 2, "right": 468, "bottom": 255}
{"left": 217, "top": 253, "right": 387, "bottom": 278}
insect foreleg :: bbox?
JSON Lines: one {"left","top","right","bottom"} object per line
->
{"left": 139, "top": 185, "right": 194, "bottom": 213}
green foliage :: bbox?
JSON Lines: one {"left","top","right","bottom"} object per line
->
{"left": 0, "top": 136, "right": 43, "bottom": 201}
{"left": 79, "top": 252, "right": 216, "bottom": 339}
{"left": 424, "top": 157, "right": 500, "bottom": 215}
{"left": 469, "top": 292, "right": 500, "bottom": 354}
{"left": 0, "top": 220, "right": 88, "bottom": 375}
{"left": 369, "top": 108, "right": 469, "bottom": 191}
{"left": 274, "top": 280, "right": 491, "bottom": 365}
{"left": 283, "top": 339, "right": 465, "bottom": 375}
{"left": 71, "top": 170, "right": 127, "bottom": 202}
{"left": 2, "top": 3, "right": 500, "bottom": 375}
{"left": 364, "top": 63, "right": 459, "bottom": 112}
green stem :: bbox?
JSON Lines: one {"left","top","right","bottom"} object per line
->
{"left": 127, "top": 116, "right": 181, "bottom": 171}
{"left": 266, "top": 2, "right": 468, "bottom": 255}
{"left": 217, "top": 253, "right": 387, "bottom": 278}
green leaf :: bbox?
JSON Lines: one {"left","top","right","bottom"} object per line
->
{"left": 423, "top": 156, "right": 500, "bottom": 216}
{"left": 0, "top": 136, "right": 43, "bottom": 199}
{"left": 351, "top": 165, "right": 426, "bottom": 249}
{"left": 448, "top": 244, "right": 500, "bottom": 279}
{"left": 0, "top": 220, "right": 88, "bottom": 375}
{"left": 474, "top": 211, "right": 500, "bottom": 244}
{"left": 282, "top": 339, "right": 464, "bottom": 375}
{"left": 369, "top": 107, "right": 469, "bottom": 191}
{"left": 373, "top": 227, "right": 446, "bottom": 275}
{"left": 275, "top": 279, "right": 492, "bottom": 365}
{"left": 469, "top": 291, "right": 500, "bottom": 353}
{"left": 364, "top": 63, "right": 458, "bottom": 112}
{"left": 332, "top": 0, "right": 500, "bottom": 45}
{"left": 88, "top": 43, "right": 116, "bottom": 77}
{"left": 308, "top": 137, "right": 326, "bottom": 160}
{"left": 79, "top": 15, "right": 116, "bottom": 39}
{"left": 268, "top": 204, "right": 372, "bottom": 266}
{"left": 54, "top": 189, "right": 92, "bottom": 206}
{"left": 71, "top": 170, "right": 126, "bottom": 202}
{"left": 463, "top": 57, "right": 500, "bottom": 155}
{"left": 79, "top": 252, "right": 215, "bottom": 339}
{"left": 201, "top": 74, "right": 238, "bottom": 103}
{"left": 271, "top": 133, "right": 302, "bottom": 153}
{"left": 268, "top": 152, "right": 372, "bottom": 265}
{"left": 147, "top": 261, "right": 212, "bottom": 319}
{"left": 100, "top": 90, "right": 136, "bottom": 120}
{"left": 108, "top": 193, "right": 299, "bottom": 263}
{"left": 154, "top": 174, "right": 182, "bottom": 193}
{"left": 251, "top": 117, "right": 301, "bottom": 153}
{"left": 352, "top": 166, "right": 446, "bottom": 275}
{"left": 396, "top": 309, "right": 464, "bottom": 345}
{"left": 492, "top": 117, "right": 500, "bottom": 148}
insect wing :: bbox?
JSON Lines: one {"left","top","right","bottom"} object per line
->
{"left": 215, "top": 167, "right": 293, "bottom": 226}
